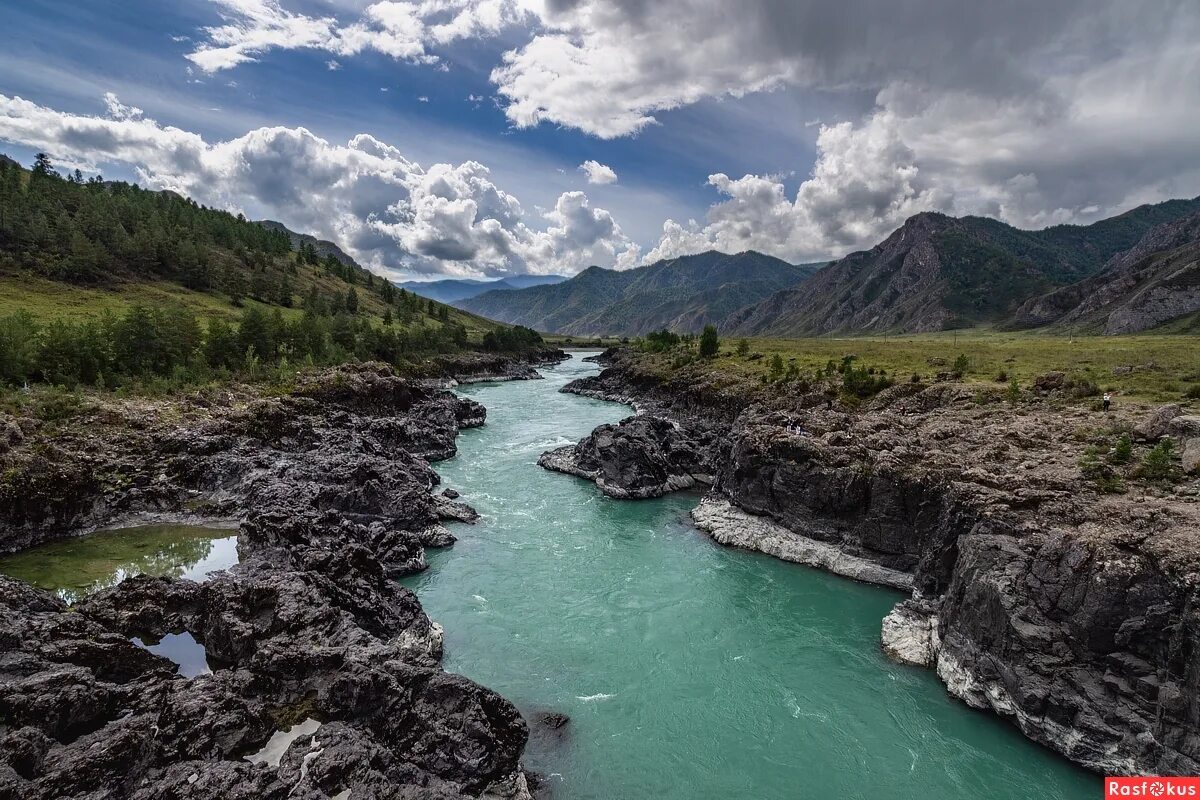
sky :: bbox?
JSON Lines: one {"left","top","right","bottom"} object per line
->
{"left": 1, "top": 0, "right": 1198, "bottom": 282}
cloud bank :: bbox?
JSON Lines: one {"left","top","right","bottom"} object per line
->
{"left": 0, "top": 93, "right": 634, "bottom": 279}
{"left": 177, "top": 0, "right": 1200, "bottom": 267}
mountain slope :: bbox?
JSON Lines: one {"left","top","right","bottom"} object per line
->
{"left": 0, "top": 154, "right": 507, "bottom": 340}
{"left": 724, "top": 198, "right": 1200, "bottom": 336}
{"left": 399, "top": 274, "right": 568, "bottom": 304}
{"left": 257, "top": 219, "right": 359, "bottom": 268}
{"left": 457, "top": 251, "right": 818, "bottom": 336}
{"left": 1012, "top": 211, "right": 1200, "bottom": 334}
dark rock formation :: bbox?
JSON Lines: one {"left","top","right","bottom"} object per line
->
{"left": 0, "top": 363, "right": 486, "bottom": 555}
{"left": 0, "top": 363, "right": 535, "bottom": 798}
{"left": 539, "top": 415, "right": 718, "bottom": 499}
{"left": 430, "top": 350, "right": 568, "bottom": 385}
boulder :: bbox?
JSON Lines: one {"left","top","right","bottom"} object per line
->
{"left": 1135, "top": 404, "right": 1183, "bottom": 441}
{"left": 1168, "top": 416, "right": 1200, "bottom": 473}
{"left": 1034, "top": 371, "right": 1066, "bottom": 392}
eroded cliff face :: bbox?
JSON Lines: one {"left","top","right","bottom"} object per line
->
{"left": 554, "top": 350, "right": 1200, "bottom": 776}
{"left": 0, "top": 363, "right": 534, "bottom": 799}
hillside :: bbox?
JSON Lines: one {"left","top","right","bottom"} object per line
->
{"left": 257, "top": 219, "right": 359, "bottom": 268}
{"left": 399, "top": 274, "right": 568, "bottom": 304}
{"left": 1012, "top": 211, "right": 1200, "bottom": 334}
{"left": 457, "top": 251, "right": 819, "bottom": 336}
{"left": 724, "top": 197, "right": 1200, "bottom": 336}
{"left": 0, "top": 154, "right": 545, "bottom": 390}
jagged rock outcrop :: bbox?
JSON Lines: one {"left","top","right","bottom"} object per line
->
{"left": 0, "top": 363, "right": 487, "bottom": 554}
{"left": 538, "top": 414, "right": 719, "bottom": 499}
{"left": 430, "top": 350, "right": 568, "bottom": 385}
{"left": 0, "top": 363, "right": 536, "bottom": 798}
{"left": 560, "top": 349, "right": 1200, "bottom": 776}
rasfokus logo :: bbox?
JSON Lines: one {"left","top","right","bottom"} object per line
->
{"left": 1106, "top": 778, "right": 1200, "bottom": 798}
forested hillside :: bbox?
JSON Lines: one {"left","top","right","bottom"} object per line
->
{"left": 0, "top": 154, "right": 542, "bottom": 389}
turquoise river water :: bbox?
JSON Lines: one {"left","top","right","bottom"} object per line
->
{"left": 403, "top": 352, "right": 1099, "bottom": 800}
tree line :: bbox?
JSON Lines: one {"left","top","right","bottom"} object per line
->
{"left": 0, "top": 303, "right": 483, "bottom": 389}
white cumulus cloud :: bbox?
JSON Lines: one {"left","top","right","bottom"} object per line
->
{"left": 578, "top": 160, "right": 617, "bottom": 185}
{"left": 0, "top": 93, "right": 635, "bottom": 279}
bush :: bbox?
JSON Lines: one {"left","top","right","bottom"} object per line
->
{"left": 1184, "top": 384, "right": 1200, "bottom": 400}
{"left": 1136, "top": 439, "right": 1179, "bottom": 482}
{"left": 1079, "top": 445, "right": 1126, "bottom": 493}
{"left": 1007, "top": 377, "right": 1021, "bottom": 405}
{"left": 842, "top": 363, "right": 893, "bottom": 398}
{"left": 952, "top": 353, "right": 970, "bottom": 378}
{"left": 698, "top": 325, "right": 719, "bottom": 358}
{"left": 736, "top": 338, "right": 751, "bottom": 358}
{"left": 641, "top": 329, "right": 681, "bottom": 353}
{"left": 1109, "top": 434, "right": 1133, "bottom": 465}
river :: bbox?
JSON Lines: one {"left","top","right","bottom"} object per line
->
{"left": 403, "top": 352, "right": 1098, "bottom": 800}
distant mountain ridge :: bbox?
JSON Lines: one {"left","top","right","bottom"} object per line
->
{"left": 399, "top": 275, "right": 568, "bottom": 304}
{"left": 1011, "top": 211, "right": 1200, "bottom": 334}
{"left": 724, "top": 197, "right": 1200, "bottom": 337}
{"left": 457, "top": 251, "right": 821, "bottom": 336}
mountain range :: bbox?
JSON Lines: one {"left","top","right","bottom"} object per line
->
{"left": 269, "top": 194, "right": 1200, "bottom": 338}
{"left": 723, "top": 198, "right": 1200, "bottom": 336}
{"left": 456, "top": 251, "right": 823, "bottom": 336}
{"left": 399, "top": 275, "right": 568, "bottom": 304}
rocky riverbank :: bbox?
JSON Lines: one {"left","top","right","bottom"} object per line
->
{"left": 548, "top": 347, "right": 1200, "bottom": 776}
{"left": 0, "top": 359, "right": 547, "bottom": 799}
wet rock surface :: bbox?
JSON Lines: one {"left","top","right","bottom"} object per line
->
{"left": 0, "top": 362, "right": 536, "bottom": 799}
{"left": 559, "top": 348, "right": 1200, "bottom": 776}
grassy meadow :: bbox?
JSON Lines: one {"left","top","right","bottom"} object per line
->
{"left": 573, "top": 329, "right": 1200, "bottom": 406}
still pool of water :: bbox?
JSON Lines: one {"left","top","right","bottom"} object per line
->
{"left": 403, "top": 352, "right": 1099, "bottom": 800}
{"left": 0, "top": 523, "right": 239, "bottom": 602}
{"left": 132, "top": 630, "right": 212, "bottom": 678}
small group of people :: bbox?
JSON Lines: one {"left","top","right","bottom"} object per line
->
{"left": 786, "top": 420, "right": 808, "bottom": 436}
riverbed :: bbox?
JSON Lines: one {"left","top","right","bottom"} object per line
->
{"left": 404, "top": 352, "right": 1098, "bottom": 800}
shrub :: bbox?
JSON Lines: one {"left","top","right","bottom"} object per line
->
{"left": 736, "top": 338, "right": 751, "bottom": 358}
{"left": 1109, "top": 434, "right": 1133, "bottom": 465}
{"left": 1006, "top": 377, "right": 1021, "bottom": 404}
{"left": 698, "top": 325, "right": 720, "bottom": 358}
{"left": 1079, "top": 445, "right": 1126, "bottom": 493}
{"left": 952, "top": 353, "right": 970, "bottom": 378}
{"left": 1184, "top": 384, "right": 1200, "bottom": 400}
{"left": 1136, "top": 439, "right": 1179, "bottom": 482}
{"left": 842, "top": 363, "right": 893, "bottom": 398}
{"left": 641, "top": 329, "right": 680, "bottom": 353}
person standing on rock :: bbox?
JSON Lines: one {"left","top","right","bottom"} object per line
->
{"left": 1103, "top": 392, "right": 1112, "bottom": 412}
